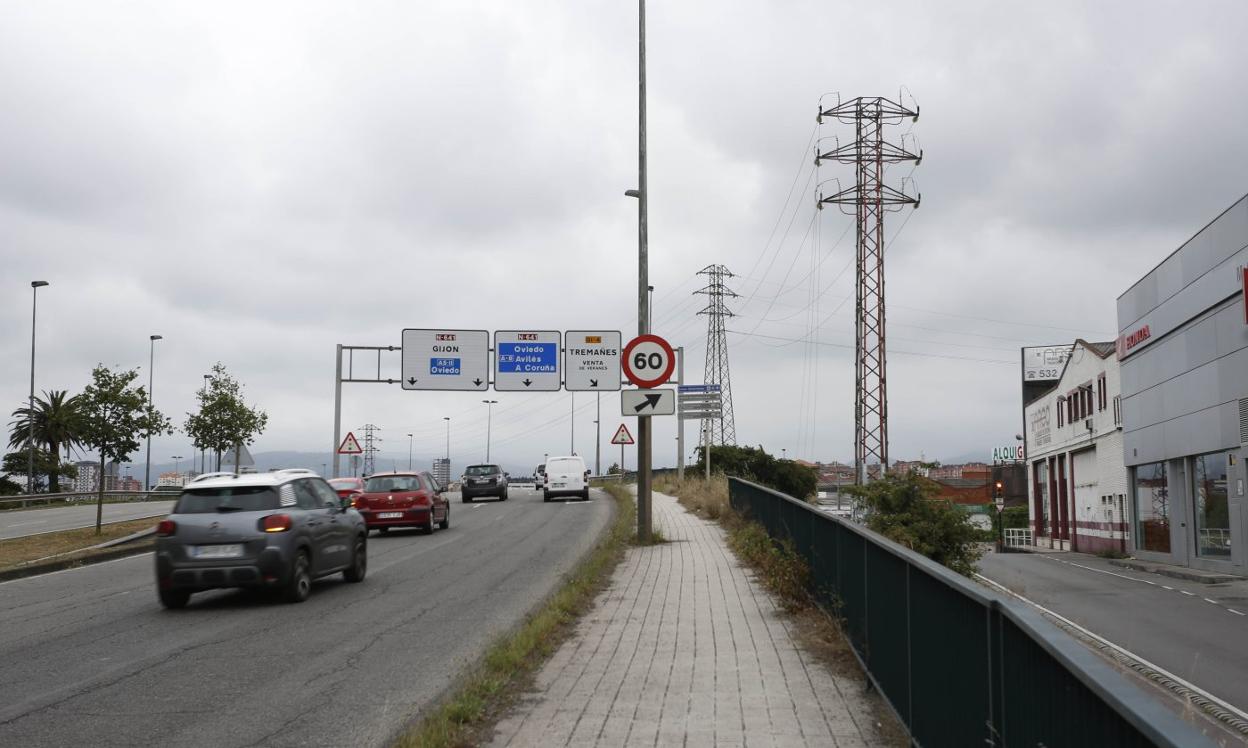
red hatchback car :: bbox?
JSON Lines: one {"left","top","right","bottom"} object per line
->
{"left": 328, "top": 477, "right": 365, "bottom": 505}
{"left": 356, "top": 471, "right": 450, "bottom": 534}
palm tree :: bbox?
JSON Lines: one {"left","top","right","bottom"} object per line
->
{"left": 8, "top": 390, "right": 85, "bottom": 492}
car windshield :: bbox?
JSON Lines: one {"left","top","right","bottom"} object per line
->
{"left": 465, "top": 465, "right": 497, "bottom": 476}
{"left": 328, "top": 479, "right": 359, "bottom": 490}
{"left": 364, "top": 475, "right": 423, "bottom": 492}
{"left": 547, "top": 459, "right": 582, "bottom": 473}
{"left": 176, "top": 486, "right": 279, "bottom": 513}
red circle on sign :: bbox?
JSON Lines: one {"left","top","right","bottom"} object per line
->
{"left": 621, "top": 334, "right": 675, "bottom": 388}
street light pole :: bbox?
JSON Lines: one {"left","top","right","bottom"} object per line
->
{"left": 144, "top": 334, "right": 163, "bottom": 491}
{"left": 200, "top": 373, "right": 211, "bottom": 474}
{"left": 443, "top": 417, "right": 451, "bottom": 461}
{"left": 482, "top": 401, "right": 498, "bottom": 462}
{"left": 407, "top": 433, "right": 414, "bottom": 470}
{"left": 171, "top": 455, "right": 182, "bottom": 479}
{"left": 628, "top": 0, "right": 652, "bottom": 542}
{"left": 27, "top": 281, "right": 48, "bottom": 495}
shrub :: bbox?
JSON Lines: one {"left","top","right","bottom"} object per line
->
{"left": 847, "top": 473, "right": 984, "bottom": 576}
{"left": 695, "top": 444, "right": 817, "bottom": 500}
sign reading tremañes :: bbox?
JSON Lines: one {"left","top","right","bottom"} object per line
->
{"left": 564, "top": 331, "right": 622, "bottom": 391}
{"left": 1021, "top": 345, "right": 1072, "bottom": 382}
{"left": 495, "top": 330, "right": 561, "bottom": 391}
{"left": 401, "top": 329, "right": 489, "bottom": 391}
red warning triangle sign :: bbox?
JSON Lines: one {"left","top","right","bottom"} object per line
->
{"left": 337, "top": 432, "right": 363, "bottom": 455}
{"left": 610, "top": 424, "right": 635, "bottom": 445}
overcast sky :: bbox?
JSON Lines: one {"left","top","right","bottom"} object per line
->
{"left": 3, "top": 0, "right": 1246, "bottom": 478}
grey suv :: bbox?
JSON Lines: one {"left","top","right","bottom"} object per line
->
{"left": 461, "top": 464, "right": 508, "bottom": 502}
{"left": 154, "top": 469, "right": 368, "bottom": 609}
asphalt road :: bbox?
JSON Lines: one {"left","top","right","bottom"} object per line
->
{"left": 0, "top": 500, "right": 177, "bottom": 540}
{"left": 978, "top": 551, "right": 1248, "bottom": 713}
{"left": 0, "top": 487, "right": 613, "bottom": 747}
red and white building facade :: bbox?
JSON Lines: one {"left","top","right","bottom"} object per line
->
{"left": 1024, "top": 340, "right": 1129, "bottom": 553}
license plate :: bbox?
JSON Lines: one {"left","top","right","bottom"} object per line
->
{"left": 193, "top": 544, "right": 243, "bottom": 559}
{"left": 378, "top": 512, "right": 403, "bottom": 519}
{"left": 553, "top": 482, "right": 566, "bottom": 488}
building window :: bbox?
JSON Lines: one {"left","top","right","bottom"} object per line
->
{"left": 1113, "top": 395, "right": 1121, "bottom": 426}
{"left": 1133, "top": 462, "right": 1170, "bottom": 553}
{"left": 1192, "top": 453, "right": 1231, "bottom": 558}
{"left": 1035, "top": 460, "right": 1049, "bottom": 534}
{"left": 1057, "top": 397, "right": 1065, "bottom": 428}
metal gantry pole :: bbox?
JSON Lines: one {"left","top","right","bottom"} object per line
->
{"left": 144, "top": 334, "right": 162, "bottom": 491}
{"left": 333, "top": 344, "right": 343, "bottom": 478}
{"left": 570, "top": 392, "right": 575, "bottom": 455}
{"left": 635, "top": 0, "right": 652, "bottom": 543}
{"left": 595, "top": 392, "right": 601, "bottom": 476}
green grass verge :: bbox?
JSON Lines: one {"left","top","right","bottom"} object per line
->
{"left": 394, "top": 483, "right": 636, "bottom": 748}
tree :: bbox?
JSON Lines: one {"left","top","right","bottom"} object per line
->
{"left": 2, "top": 449, "right": 77, "bottom": 493}
{"left": 847, "top": 473, "right": 984, "bottom": 576}
{"left": 8, "top": 389, "right": 85, "bottom": 492}
{"left": 77, "top": 365, "right": 170, "bottom": 533}
{"left": 184, "top": 363, "right": 268, "bottom": 472}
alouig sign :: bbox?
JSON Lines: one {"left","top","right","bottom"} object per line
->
{"left": 991, "top": 444, "right": 1025, "bottom": 463}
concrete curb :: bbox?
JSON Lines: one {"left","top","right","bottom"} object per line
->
{"left": 0, "top": 538, "right": 154, "bottom": 583}
{"left": 1108, "top": 559, "right": 1241, "bottom": 585}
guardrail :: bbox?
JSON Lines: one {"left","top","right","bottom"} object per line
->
{"left": 728, "top": 477, "right": 1210, "bottom": 747}
{"left": 0, "top": 490, "right": 174, "bottom": 510}
{"left": 1005, "top": 527, "right": 1033, "bottom": 548}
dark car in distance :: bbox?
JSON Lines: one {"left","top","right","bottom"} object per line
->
{"left": 461, "top": 464, "right": 508, "bottom": 502}
{"left": 154, "top": 469, "right": 368, "bottom": 609}
{"left": 355, "top": 471, "right": 450, "bottom": 534}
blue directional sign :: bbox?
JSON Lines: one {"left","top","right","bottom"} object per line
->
{"left": 430, "top": 358, "right": 461, "bottom": 376}
{"left": 494, "top": 330, "right": 561, "bottom": 391}
{"left": 678, "top": 384, "right": 722, "bottom": 394}
{"left": 496, "top": 343, "right": 557, "bottom": 373}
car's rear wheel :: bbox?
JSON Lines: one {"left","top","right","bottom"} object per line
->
{"left": 501, "top": 489, "right": 509, "bottom": 501}
{"left": 581, "top": 489, "right": 590, "bottom": 501}
{"left": 158, "top": 588, "right": 190, "bottom": 609}
{"left": 424, "top": 511, "right": 436, "bottom": 535}
{"left": 438, "top": 506, "right": 450, "bottom": 530}
{"left": 284, "top": 550, "right": 312, "bottom": 603}
{"left": 543, "top": 490, "right": 551, "bottom": 502}
{"left": 463, "top": 495, "right": 473, "bottom": 503}
{"left": 343, "top": 536, "right": 367, "bottom": 583}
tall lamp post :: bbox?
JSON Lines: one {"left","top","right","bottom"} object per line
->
{"left": 482, "top": 401, "right": 498, "bottom": 461}
{"left": 406, "top": 433, "right": 414, "bottom": 470}
{"left": 144, "top": 334, "right": 163, "bottom": 491}
{"left": 626, "top": 0, "right": 653, "bottom": 542}
{"left": 171, "top": 455, "right": 182, "bottom": 481}
{"left": 443, "top": 416, "right": 451, "bottom": 461}
{"left": 27, "top": 280, "right": 49, "bottom": 495}
{"left": 200, "top": 373, "right": 211, "bottom": 473}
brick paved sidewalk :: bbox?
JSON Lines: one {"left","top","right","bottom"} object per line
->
{"left": 489, "top": 489, "right": 888, "bottom": 747}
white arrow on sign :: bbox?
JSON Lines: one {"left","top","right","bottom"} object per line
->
{"left": 621, "top": 388, "right": 675, "bottom": 416}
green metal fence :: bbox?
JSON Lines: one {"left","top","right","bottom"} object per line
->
{"left": 728, "top": 477, "right": 1211, "bottom": 747}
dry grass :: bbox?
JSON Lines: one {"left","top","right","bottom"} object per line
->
{"left": 395, "top": 482, "right": 636, "bottom": 748}
{"left": 654, "top": 473, "right": 731, "bottom": 520}
{"left": 0, "top": 518, "right": 158, "bottom": 572}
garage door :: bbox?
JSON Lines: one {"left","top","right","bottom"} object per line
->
{"left": 1072, "top": 448, "right": 1099, "bottom": 550}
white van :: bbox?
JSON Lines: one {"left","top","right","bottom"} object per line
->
{"left": 543, "top": 455, "right": 589, "bottom": 501}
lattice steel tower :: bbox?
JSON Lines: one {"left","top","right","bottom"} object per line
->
{"left": 695, "top": 264, "right": 738, "bottom": 445}
{"left": 360, "top": 423, "right": 381, "bottom": 477}
{"left": 815, "top": 95, "right": 920, "bottom": 483}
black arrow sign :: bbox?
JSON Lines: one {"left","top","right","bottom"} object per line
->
{"left": 407, "top": 377, "right": 417, "bottom": 385}
{"left": 473, "top": 378, "right": 483, "bottom": 386}
{"left": 633, "top": 393, "right": 662, "bottom": 413}
{"left": 589, "top": 378, "right": 599, "bottom": 388}
{"left": 522, "top": 378, "right": 532, "bottom": 387}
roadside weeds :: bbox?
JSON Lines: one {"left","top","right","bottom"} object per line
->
{"left": 394, "top": 484, "right": 635, "bottom": 748}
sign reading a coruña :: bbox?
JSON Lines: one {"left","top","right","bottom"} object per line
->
{"left": 495, "top": 330, "right": 561, "bottom": 391}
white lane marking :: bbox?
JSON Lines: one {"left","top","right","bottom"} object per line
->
{"left": 7, "top": 520, "right": 48, "bottom": 528}
{"left": 1143, "top": 580, "right": 1156, "bottom": 585}
{"left": 1204, "top": 598, "right": 1220, "bottom": 605}
{"left": 474, "top": 504, "right": 485, "bottom": 509}
{"left": 1230, "top": 609, "right": 1246, "bottom": 616}
{"left": 975, "top": 573, "right": 1248, "bottom": 724}
{"left": 0, "top": 551, "right": 154, "bottom": 586}
{"left": 1162, "top": 585, "right": 1174, "bottom": 590}
{"left": 1061, "top": 558, "right": 1153, "bottom": 585}
{"left": 1181, "top": 590, "right": 1196, "bottom": 596}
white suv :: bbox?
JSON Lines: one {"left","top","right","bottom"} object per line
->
{"left": 543, "top": 455, "right": 590, "bottom": 501}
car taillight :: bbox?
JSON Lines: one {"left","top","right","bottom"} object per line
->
{"left": 350, "top": 492, "right": 363, "bottom": 508}
{"left": 262, "top": 514, "right": 293, "bottom": 533}
{"left": 156, "top": 519, "right": 176, "bottom": 536}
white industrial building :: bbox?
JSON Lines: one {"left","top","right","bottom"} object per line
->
{"left": 1024, "top": 340, "right": 1129, "bottom": 553}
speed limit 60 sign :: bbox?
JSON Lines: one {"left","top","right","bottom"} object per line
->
{"left": 622, "top": 334, "right": 675, "bottom": 389}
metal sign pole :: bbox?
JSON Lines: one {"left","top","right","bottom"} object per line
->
{"left": 676, "top": 347, "right": 684, "bottom": 481}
